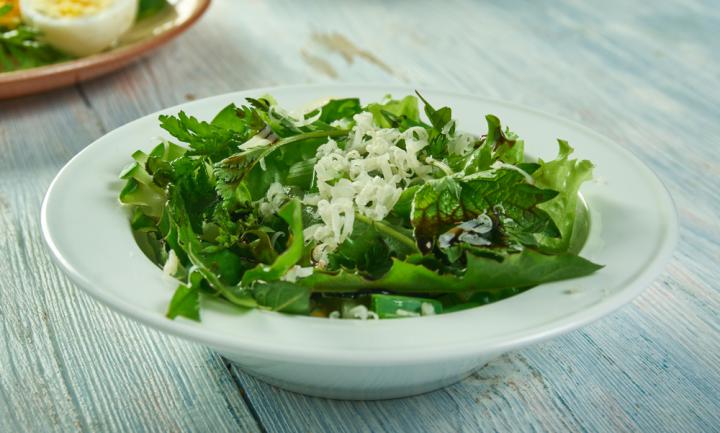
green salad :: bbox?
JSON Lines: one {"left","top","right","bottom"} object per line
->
{"left": 119, "top": 93, "right": 601, "bottom": 321}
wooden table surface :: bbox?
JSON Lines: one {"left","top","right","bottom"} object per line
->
{"left": 1, "top": 0, "right": 719, "bottom": 432}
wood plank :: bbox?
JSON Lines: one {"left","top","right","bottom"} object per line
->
{"left": 208, "top": 0, "right": 720, "bottom": 431}
{"left": 0, "top": 90, "right": 261, "bottom": 433}
{"left": 2, "top": 0, "right": 718, "bottom": 431}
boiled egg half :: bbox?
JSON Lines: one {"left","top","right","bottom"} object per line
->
{"left": 19, "top": 0, "right": 137, "bottom": 56}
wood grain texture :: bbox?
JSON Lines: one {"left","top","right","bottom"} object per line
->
{"left": 0, "top": 92, "right": 261, "bottom": 433}
{"left": 2, "top": 0, "right": 719, "bottom": 431}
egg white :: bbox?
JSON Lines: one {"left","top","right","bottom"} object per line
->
{"left": 20, "top": 0, "right": 138, "bottom": 57}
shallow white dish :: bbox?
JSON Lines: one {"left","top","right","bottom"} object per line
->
{"left": 41, "top": 84, "right": 677, "bottom": 400}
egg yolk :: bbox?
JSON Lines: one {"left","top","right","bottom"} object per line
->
{"left": 31, "top": 0, "right": 114, "bottom": 18}
{"left": 0, "top": 0, "right": 20, "bottom": 28}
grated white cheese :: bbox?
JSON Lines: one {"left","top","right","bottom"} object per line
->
{"left": 441, "top": 120, "right": 455, "bottom": 136}
{"left": 293, "top": 110, "right": 322, "bottom": 127}
{"left": 420, "top": 302, "right": 436, "bottom": 316}
{"left": 304, "top": 113, "right": 435, "bottom": 263}
{"left": 448, "top": 132, "right": 476, "bottom": 156}
{"left": 330, "top": 118, "right": 352, "bottom": 129}
{"left": 343, "top": 305, "right": 379, "bottom": 320}
{"left": 162, "top": 250, "right": 179, "bottom": 276}
{"left": 281, "top": 265, "right": 314, "bottom": 283}
{"left": 258, "top": 182, "right": 288, "bottom": 218}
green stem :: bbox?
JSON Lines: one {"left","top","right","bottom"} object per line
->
{"left": 355, "top": 213, "right": 419, "bottom": 253}
{"left": 273, "top": 129, "right": 350, "bottom": 147}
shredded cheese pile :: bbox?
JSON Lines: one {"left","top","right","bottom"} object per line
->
{"left": 301, "top": 112, "right": 441, "bottom": 264}
{"left": 255, "top": 110, "right": 478, "bottom": 267}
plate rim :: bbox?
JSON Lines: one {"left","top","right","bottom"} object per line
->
{"left": 40, "top": 83, "right": 679, "bottom": 365}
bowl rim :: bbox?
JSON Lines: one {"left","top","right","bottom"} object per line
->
{"left": 41, "top": 84, "right": 678, "bottom": 365}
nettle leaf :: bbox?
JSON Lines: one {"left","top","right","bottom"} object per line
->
{"left": 411, "top": 169, "right": 559, "bottom": 252}
{"left": 411, "top": 177, "right": 464, "bottom": 251}
{"left": 167, "top": 189, "right": 257, "bottom": 308}
{"left": 391, "top": 185, "right": 420, "bottom": 221}
{"left": 328, "top": 219, "right": 393, "bottom": 277}
{"left": 299, "top": 249, "right": 602, "bottom": 294}
{"left": 170, "top": 156, "right": 217, "bottom": 232}
{"left": 462, "top": 169, "right": 559, "bottom": 237}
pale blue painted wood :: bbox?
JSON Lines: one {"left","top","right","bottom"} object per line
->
{"left": 1, "top": 0, "right": 718, "bottom": 431}
{"left": 0, "top": 91, "right": 261, "bottom": 432}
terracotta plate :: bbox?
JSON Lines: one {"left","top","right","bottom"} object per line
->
{"left": 0, "top": 0, "right": 210, "bottom": 99}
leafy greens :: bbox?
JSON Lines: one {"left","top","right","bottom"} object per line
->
{"left": 119, "top": 93, "right": 602, "bottom": 321}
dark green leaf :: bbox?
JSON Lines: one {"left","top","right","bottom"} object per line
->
{"left": 253, "top": 281, "right": 311, "bottom": 314}
{"left": 300, "top": 249, "right": 602, "bottom": 294}
{"left": 137, "top": 0, "right": 168, "bottom": 20}
{"left": 318, "top": 98, "right": 362, "bottom": 123}
{"left": 241, "top": 199, "right": 304, "bottom": 285}
{"left": 166, "top": 284, "right": 200, "bottom": 321}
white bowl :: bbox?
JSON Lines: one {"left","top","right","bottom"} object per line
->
{"left": 41, "top": 85, "right": 677, "bottom": 400}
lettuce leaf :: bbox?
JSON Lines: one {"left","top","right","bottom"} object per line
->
{"left": 366, "top": 95, "right": 422, "bottom": 129}
{"left": 533, "top": 140, "right": 594, "bottom": 253}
